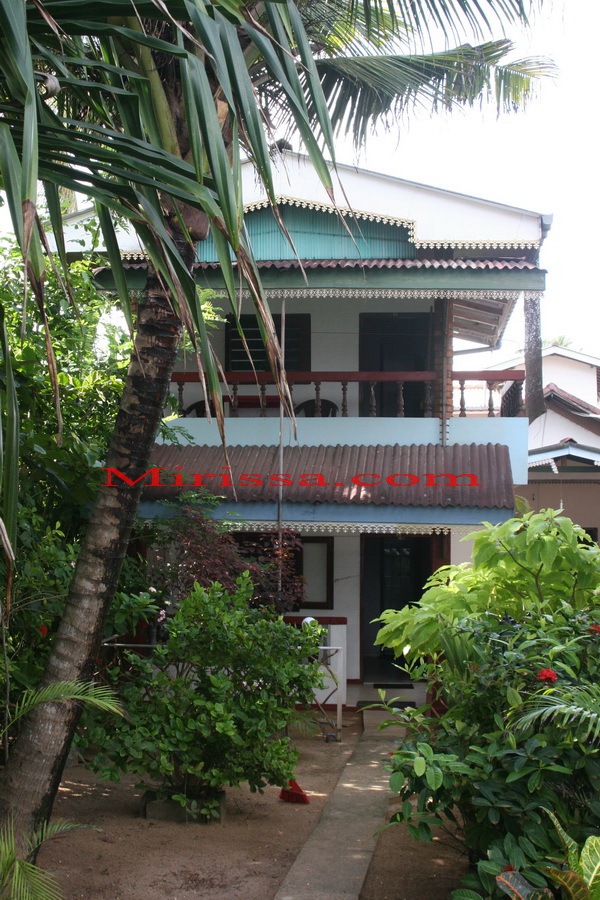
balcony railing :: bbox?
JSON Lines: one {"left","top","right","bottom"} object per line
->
{"left": 453, "top": 371, "right": 525, "bottom": 418}
{"left": 172, "top": 370, "right": 525, "bottom": 418}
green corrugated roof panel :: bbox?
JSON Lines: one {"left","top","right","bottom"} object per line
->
{"left": 197, "top": 206, "right": 415, "bottom": 262}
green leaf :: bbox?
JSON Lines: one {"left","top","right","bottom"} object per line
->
{"left": 425, "top": 766, "right": 443, "bottom": 791}
{"left": 413, "top": 756, "right": 426, "bottom": 777}
{"left": 506, "top": 686, "right": 523, "bottom": 707}
{"left": 581, "top": 837, "right": 600, "bottom": 891}
{"left": 496, "top": 871, "right": 553, "bottom": 899}
{"left": 543, "top": 868, "right": 591, "bottom": 900}
{"left": 542, "top": 809, "right": 580, "bottom": 870}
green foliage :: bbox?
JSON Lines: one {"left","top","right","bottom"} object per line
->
{"left": 79, "top": 575, "right": 324, "bottom": 818}
{"left": 2, "top": 681, "right": 123, "bottom": 743}
{"left": 0, "top": 240, "right": 128, "bottom": 537}
{"left": 0, "top": 683, "right": 120, "bottom": 900}
{"left": 140, "top": 497, "right": 306, "bottom": 613}
{"left": 376, "top": 510, "right": 600, "bottom": 899}
{"left": 494, "top": 811, "right": 600, "bottom": 900}
{"left": 376, "top": 509, "right": 600, "bottom": 664}
{"left": 0, "top": 819, "right": 80, "bottom": 900}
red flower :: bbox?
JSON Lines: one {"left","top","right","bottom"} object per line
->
{"left": 536, "top": 668, "right": 558, "bottom": 683}
{"left": 501, "top": 865, "right": 516, "bottom": 872}
{"left": 589, "top": 625, "right": 600, "bottom": 634}
{"left": 38, "top": 625, "right": 49, "bottom": 637}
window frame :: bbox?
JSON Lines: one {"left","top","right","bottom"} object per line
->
{"left": 298, "top": 536, "right": 334, "bottom": 610}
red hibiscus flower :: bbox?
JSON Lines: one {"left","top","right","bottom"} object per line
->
{"left": 589, "top": 624, "right": 600, "bottom": 634}
{"left": 536, "top": 668, "right": 558, "bottom": 683}
{"left": 38, "top": 625, "right": 49, "bottom": 637}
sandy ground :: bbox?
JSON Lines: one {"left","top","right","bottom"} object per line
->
{"left": 38, "top": 714, "right": 467, "bottom": 900}
{"left": 360, "top": 799, "right": 469, "bottom": 900}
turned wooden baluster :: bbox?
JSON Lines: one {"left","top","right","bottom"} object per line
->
{"left": 459, "top": 380, "right": 466, "bottom": 417}
{"left": 177, "top": 382, "right": 185, "bottom": 416}
{"left": 515, "top": 381, "right": 525, "bottom": 416}
{"left": 230, "top": 383, "right": 238, "bottom": 417}
{"left": 424, "top": 383, "right": 433, "bottom": 417}
{"left": 487, "top": 381, "right": 496, "bottom": 417}
{"left": 259, "top": 383, "right": 267, "bottom": 417}
{"left": 369, "top": 382, "right": 377, "bottom": 417}
{"left": 314, "top": 381, "right": 322, "bottom": 417}
{"left": 341, "top": 381, "right": 348, "bottom": 417}
{"left": 396, "top": 381, "right": 404, "bottom": 418}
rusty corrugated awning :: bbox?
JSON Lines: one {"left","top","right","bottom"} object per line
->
{"left": 144, "top": 442, "right": 513, "bottom": 509}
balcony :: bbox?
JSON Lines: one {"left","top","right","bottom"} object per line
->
{"left": 172, "top": 370, "right": 525, "bottom": 419}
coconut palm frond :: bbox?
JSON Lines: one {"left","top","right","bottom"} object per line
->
{"left": 309, "top": 40, "right": 554, "bottom": 143}
{"left": 5, "top": 681, "right": 124, "bottom": 740}
{"left": 511, "top": 687, "right": 600, "bottom": 744}
{"left": 0, "top": 818, "right": 77, "bottom": 900}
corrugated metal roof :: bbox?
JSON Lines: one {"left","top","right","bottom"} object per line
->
{"left": 195, "top": 258, "right": 541, "bottom": 271}
{"left": 115, "top": 255, "right": 540, "bottom": 272}
{"left": 145, "top": 442, "right": 513, "bottom": 509}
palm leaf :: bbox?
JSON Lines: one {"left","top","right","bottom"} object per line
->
{"left": 512, "top": 687, "right": 600, "bottom": 744}
{"left": 308, "top": 41, "right": 554, "bottom": 142}
{"left": 4, "top": 681, "right": 124, "bottom": 740}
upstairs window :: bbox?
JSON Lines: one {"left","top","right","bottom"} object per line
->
{"left": 226, "top": 314, "right": 311, "bottom": 372}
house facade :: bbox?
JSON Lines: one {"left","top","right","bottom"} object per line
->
{"left": 123, "top": 152, "right": 547, "bottom": 702}
{"left": 63, "top": 152, "right": 549, "bottom": 701}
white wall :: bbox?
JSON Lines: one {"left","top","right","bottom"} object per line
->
{"left": 241, "top": 154, "right": 543, "bottom": 247}
{"left": 543, "top": 355, "right": 599, "bottom": 407}
{"left": 299, "top": 534, "right": 362, "bottom": 681}
{"left": 450, "top": 527, "right": 478, "bottom": 565}
{"left": 300, "top": 529, "right": 482, "bottom": 683}
{"left": 529, "top": 408, "right": 600, "bottom": 450}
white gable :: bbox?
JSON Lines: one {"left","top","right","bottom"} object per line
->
{"left": 242, "top": 152, "right": 547, "bottom": 250}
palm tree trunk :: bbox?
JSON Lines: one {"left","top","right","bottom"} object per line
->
{"left": 0, "top": 263, "right": 184, "bottom": 845}
{"left": 524, "top": 292, "right": 546, "bottom": 422}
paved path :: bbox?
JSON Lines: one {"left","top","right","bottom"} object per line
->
{"left": 273, "top": 716, "right": 397, "bottom": 900}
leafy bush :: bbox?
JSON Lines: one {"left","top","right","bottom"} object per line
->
{"left": 79, "top": 574, "right": 323, "bottom": 818}
{"left": 141, "top": 493, "right": 306, "bottom": 613}
{"left": 376, "top": 508, "right": 600, "bottom": 661}
{"left": 375, "top": 510, "right": 600, "bottom": 899}
{"left": 495, "top": 809, "right": 600, "bottom": 899}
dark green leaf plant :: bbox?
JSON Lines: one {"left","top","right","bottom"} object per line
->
{"left": 79, "top": 574, "right": 324, "bottom": 819}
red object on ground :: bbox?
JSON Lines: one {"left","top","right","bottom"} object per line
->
{"left": 279, "top": 779, "right": 310, "bottom": 804}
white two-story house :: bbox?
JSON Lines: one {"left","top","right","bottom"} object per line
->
{"left": 75, "top": 152, "right": 550, "bottom": 703}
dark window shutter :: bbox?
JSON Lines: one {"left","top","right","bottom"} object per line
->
{"left": 226, "top": 314, "right": 311, "bottom": 372}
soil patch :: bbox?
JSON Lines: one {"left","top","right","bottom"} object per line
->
{"left": 38, "top": 716, "right": 361, "bottom": 900}
{"left": 360, "top": 798, "right": 469, "bottom": 900}
{"left": 38, "top": 714, "right": 468, "bottom": 899}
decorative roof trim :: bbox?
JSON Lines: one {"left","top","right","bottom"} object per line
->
{"left": 235, "top": 287, "right": 543, "bottom": 303}
{"left": 225, "top": 521, "right": 473, "bottom": 535}
{"left": 242, "top": 195, "right": 541, "bottom": 250}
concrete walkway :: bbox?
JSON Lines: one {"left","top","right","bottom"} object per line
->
{"left": 273, "top": 713, "right": 401, "bottom": 900}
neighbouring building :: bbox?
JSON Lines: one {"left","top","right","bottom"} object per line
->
{"left": 490, "top": 346, "right": 600, "bottom": 541}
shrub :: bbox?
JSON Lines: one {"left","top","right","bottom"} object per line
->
{"left": 375, "top": 510, "right": 600, "bottom": 899}
{"left": 79, "top": 574, "right": 323, "bottom": 818}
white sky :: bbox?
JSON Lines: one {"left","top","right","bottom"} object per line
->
{"left": 334, "top": 0, "right": 599, "bottom": 365}
{"left": 1, "top": 1, "right": 595, "bottom": 367}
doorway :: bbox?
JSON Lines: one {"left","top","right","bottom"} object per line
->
{"left": 359, "top": 312, "right": 432, "bottom": 416}
{"left": 361, "top": 533, "right": 449, "bottom": 684}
